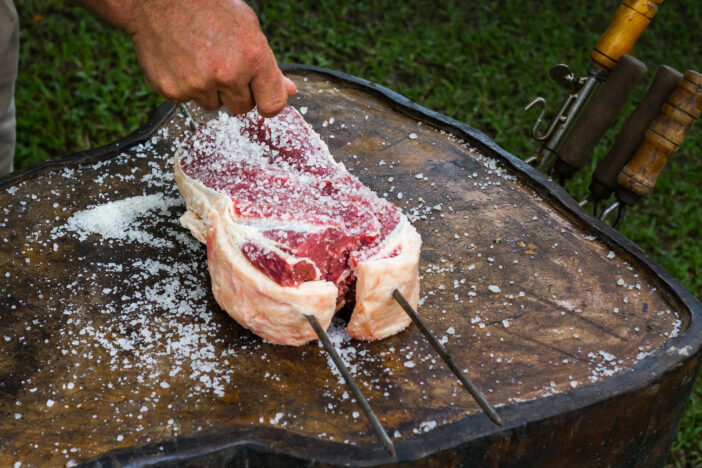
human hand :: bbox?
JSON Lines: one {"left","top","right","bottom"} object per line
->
{"left": 88, "top": 0, "right": 296, "bottom": 117}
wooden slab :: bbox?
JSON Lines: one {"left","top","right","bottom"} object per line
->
{"left": 0, "top": 66, "right": 700, "bottom": 467}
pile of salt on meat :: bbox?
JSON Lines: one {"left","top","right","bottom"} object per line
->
{"left": 174, "top": 106, "right": 421, "bottom": 346}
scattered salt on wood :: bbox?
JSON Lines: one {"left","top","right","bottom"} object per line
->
{"left": 62, "top": 194, "right": 181, "bottom": 248}
{"left": 3, "top": 104, "right": 686, "bottom": 462}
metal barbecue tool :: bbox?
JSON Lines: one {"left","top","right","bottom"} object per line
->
{"left": 176, "top": 103, "right": 502, "bottom": 455}
{"left": 525, "top": 0, "right": 662, "bottom": 179}
{"left": 177, "top": 102, "right": 397, "bottom": 455}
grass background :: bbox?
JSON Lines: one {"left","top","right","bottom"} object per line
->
{"left": 12, "top": 0, "right": 702, "bottom": 464}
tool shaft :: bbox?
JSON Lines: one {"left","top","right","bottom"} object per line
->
{"left": 184, "top": 102, "right": 394, "bottom": 456}
{"left": 600, "top": 200, "right": 620, "bottom": 220}
{"left": 613, "top": 205, "right": 626, "bottom": 229}
{"left": 304, "top": 315, "right": 396, "bottom": 456}
{"left": 392, "top": 289, "right": 503, "bottom": 426}
{"left": 536, "top": 75, "right": 599, "bottom": 174}
{"left": 178, "top": 103, "right": 199, "bottom": 131}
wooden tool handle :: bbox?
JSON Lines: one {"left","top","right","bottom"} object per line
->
{"left": 591, "top": 0, "right": 663, "bottom": 72}
{"left": 553, "top": 55, "right": 647, "bottom": 180}
{"left": 589, "top": 65, "right": 681, "bottom": 201}
{"left": 617, "top": 70, "right": 702, "bottom": 205}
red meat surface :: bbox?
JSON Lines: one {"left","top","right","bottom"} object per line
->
{"left": 178, "top": 106, "right": 401, "bottom": 297}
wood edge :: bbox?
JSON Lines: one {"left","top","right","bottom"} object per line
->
{"left": 7, "top": 66, "right": 700, "bottom": 466}
{"left": 0, "top": 102, "right": 177, "bottom": 190}
{"left": 79, "top": 342, "right": 700, "bottom": 467}
{"left": 277, "top": 63, "right": 702, "bottom": 462}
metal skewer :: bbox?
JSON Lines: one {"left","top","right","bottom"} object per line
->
{"left": 179, "top": 104, "right": 395, "bottom": 455}
{"left": 178, "top": 102, "right": 483, "bottom": 447}
{"left": 179, "top": 103, "right": 198, "bottom": 132}
{"left": 304, "top": 314, "right": 396, "bottom": 456}
{"left": 392, "top": 289, "right": 503, "bottom": 426}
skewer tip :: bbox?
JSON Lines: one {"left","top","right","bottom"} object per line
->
{"left": 303, "top": 314, "right": 396, "bottom": 455}
{"left": 488, "top": 410, "right": 504, "bottom": 427}
{"left": 385, "top": 439, "right": 396, "bottom": 457}
{"left": 392, "top": 288, "right": 503, "bottom": 428}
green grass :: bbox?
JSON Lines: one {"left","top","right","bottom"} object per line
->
{"left": 13, "top": 0, "right": 702, "bottom": 464}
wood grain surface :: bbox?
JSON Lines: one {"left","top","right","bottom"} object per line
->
{"left": 0, "top": 69, "right": 690, "bottom": 466}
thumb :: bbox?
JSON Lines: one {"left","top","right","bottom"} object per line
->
{"left": 250, "top": 59, "right": 288, "bottom": 117}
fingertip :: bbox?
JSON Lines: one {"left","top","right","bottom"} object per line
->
{"left": 257, "top": 102, "right": 287, "bottom": 118}
{"left": 283, "top": 76, "right": 297, "bottom": 96}
{"left": 250, "top": 73, "right": 290, "bottom": 117}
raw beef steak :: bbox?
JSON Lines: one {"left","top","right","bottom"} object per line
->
{"left": 174, "top": 106, "right": 421, "bottom": 345}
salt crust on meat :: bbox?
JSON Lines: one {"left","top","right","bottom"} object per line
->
{"left": 174, "top": 106, "right": 421, "bottom": 345}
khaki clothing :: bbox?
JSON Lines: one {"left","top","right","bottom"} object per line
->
{"left": 0, "top": 0, "right": 18, "bottom": 176}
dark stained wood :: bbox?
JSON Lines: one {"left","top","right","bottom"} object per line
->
{"left": 0, "top": 66, "right": 700, "bottom": 467}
